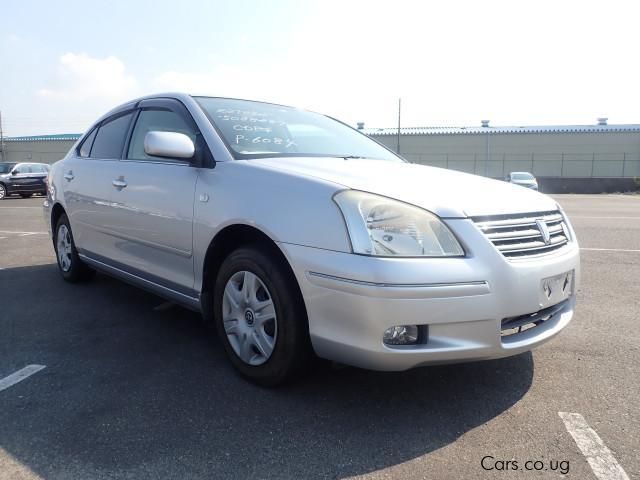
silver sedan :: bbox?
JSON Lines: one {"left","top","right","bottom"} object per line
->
{"left": 44, "top": 94, "right": 579, "bottom": 385}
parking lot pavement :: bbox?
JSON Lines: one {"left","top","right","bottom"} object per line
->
{"left": 0, "top": 194, "right": 638, "bottom": 479}
{"left": 0, "top": 196, "right": 51, "bottom": 269}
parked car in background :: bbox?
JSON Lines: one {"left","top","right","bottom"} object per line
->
{"left": 505, "top": 171, "right": 539, "bottom": 190}
{"left": 44, "top": 93, "right": 579, "bottom": 386}
{"left": 0, "top": 162, "right": 50, "bottom": 199}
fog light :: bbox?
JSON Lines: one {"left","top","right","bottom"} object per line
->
{"left": 383, "top": 325, "right": 419, "bottom": 345}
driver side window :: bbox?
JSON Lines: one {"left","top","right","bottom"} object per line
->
{"left": 13, "top": 164, "right": 31, "bottom": 174}
{"left": 127, "top": 109, "right": 196, "bottom": 161}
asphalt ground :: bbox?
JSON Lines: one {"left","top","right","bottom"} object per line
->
{"left": 0, "top": 194, "right": 638, "bottom": 479}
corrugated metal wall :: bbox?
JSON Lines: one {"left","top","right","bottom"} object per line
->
{"left": 369, "top": 131, "right": 640, "bottom": 178}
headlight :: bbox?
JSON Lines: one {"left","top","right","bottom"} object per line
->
{"left": 333, "top": 190, "right": 464, "bottom": 257}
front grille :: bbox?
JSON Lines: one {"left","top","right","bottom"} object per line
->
{"left": 472, "top": 210, "right": 570, "bottom": 258}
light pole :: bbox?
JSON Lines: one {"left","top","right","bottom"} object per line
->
{"left": 0, "top": 110, "right": 5, "bottom": 162}
{"left": 396, "top": 98, "right": 401, "bottom": 154}
{"left": 481, "top": 119, "right": 490, "bottom": 177}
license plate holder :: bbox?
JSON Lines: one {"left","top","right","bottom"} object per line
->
{"left": 539, "top": 270, "right": 573, "bottom": 308}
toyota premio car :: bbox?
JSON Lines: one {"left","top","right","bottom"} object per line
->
{"left": 44, "top": 93, "right": 580, "bottom": 385}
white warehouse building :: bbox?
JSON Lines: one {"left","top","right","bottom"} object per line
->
{"left": 0, "top": 134, "right": 80, "bottom": 165}
{"left": 365, "top": 119, "right": 640, "bottom": 192}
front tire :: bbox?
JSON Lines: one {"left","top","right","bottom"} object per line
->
{"left": 54, "top": 213, "right": 95, "bottom": 282}
{"left": 0, "top": 183, "right": 6, "bottom": 200}
{"left": 213, "top": 246, "right": 311, "bottom": 386}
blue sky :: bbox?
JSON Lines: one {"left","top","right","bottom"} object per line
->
{"left": 1, "top": 0, "right": 639, "bottom": 136}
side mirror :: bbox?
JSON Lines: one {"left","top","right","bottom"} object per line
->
{"left": 144, "top": 131, "right": 195, "bottom": 159}
{"left": 11, "top": 170, "right": 17, "bottom": 175}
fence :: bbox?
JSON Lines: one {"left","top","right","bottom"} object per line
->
{"left": 401, "top": 152, "right": 640, "bottom": 178}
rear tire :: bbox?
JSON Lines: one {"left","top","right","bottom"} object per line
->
{"left": 54, "top": 213, "right": 95, "bottom": 282}
{"left": 213, "top": 246, "right": 311, "bottom": 387}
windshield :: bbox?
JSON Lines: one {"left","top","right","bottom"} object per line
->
{"left": 195, "top": 97, "right": 402, "bottom": 162}
{"left": 512, "top": 173, "right": 534, "bottom": 180}
{"left": 0, "top": 163, "right": 17, "bottom": 174}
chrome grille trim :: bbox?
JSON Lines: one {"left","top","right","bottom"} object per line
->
{"left": 472, "top": 210, "right": 570, "bottom": 258}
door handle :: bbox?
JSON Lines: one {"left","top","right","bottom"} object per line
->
{"left": 112, "top": 177, "right": 127, "bottom": 189}
{"left": 64, "top": 171, "right": 74, "bottom": 181}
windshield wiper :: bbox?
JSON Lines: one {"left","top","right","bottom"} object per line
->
{"left": 330, "top": 155, "right": 366, "bottom": 160}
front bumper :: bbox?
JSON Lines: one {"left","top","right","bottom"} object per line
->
{"left": 42, "top": 198, "right": 52, "bottom": 237}
{"left": 279, "top": 218, "right": 580, "bottom": 371}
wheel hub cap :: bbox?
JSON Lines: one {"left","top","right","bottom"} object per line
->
{"left": 222, "top": 270, "right": 278, "bottom": 366}
{"left": 56, "top": 224, "right": 73, "bottom": 272}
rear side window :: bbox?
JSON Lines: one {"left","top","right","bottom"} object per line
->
{"left": 30, "top": 164, "right": 46, "bottom": 173}
{"left": 90, "top": 112, "right": 134, "bottom": 159}
{"left": 127, "top": 109, "right": 196, "bottom": 161}
{"left": 78, "top": 129, "right": 97, "bottom": 158}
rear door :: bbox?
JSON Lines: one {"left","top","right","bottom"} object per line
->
{"left": 106, "top": 99, "right": 200, "bottom": 296}
{"left": 61, "top": 111, "right": 135, "bottom": 258}
{"left": 30, "top": 164, "right": 49, "bottom": 193}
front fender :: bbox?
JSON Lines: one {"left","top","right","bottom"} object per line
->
{"left": 192, "top": 161, "right": 351, "bottom": 292}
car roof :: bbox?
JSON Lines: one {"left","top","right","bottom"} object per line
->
{"left": 81, "top": 92, "right": 330, "bottom": 151}
{"left": 96, "top": 92, "right": 304, "bottom": 123}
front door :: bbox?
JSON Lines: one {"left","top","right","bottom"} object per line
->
{"left": 9, "top": 163, "right": 40, "bottom": 194}
{"left": 106, "top": 100, "right": 199, "bottom": 296}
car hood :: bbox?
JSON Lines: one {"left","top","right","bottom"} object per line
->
{"left": 249, "top": 157, "right": 557, "bottom": 217}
